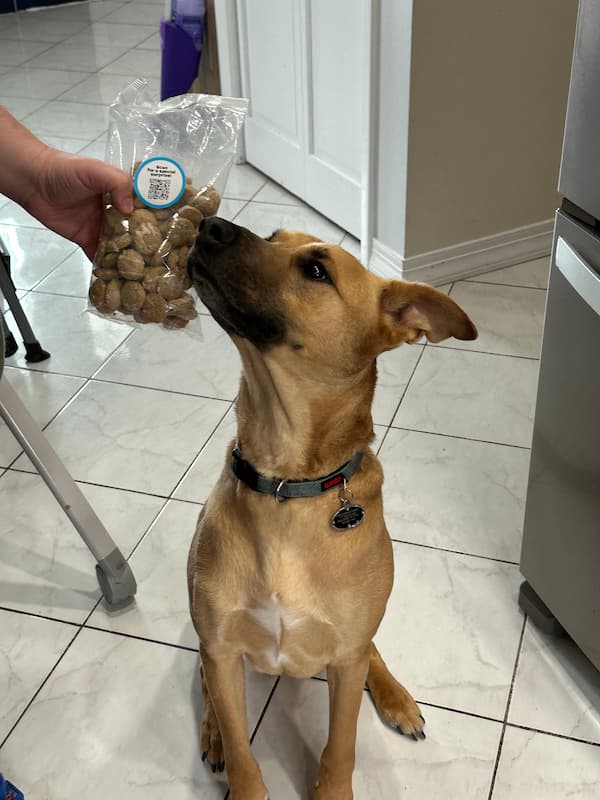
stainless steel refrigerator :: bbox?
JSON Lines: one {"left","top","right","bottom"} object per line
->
{"left": 519, "top": 0, "right": 600, "bottom": 671}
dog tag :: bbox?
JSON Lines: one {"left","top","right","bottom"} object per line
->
{"left": 331, "top": 502, "right": 366, "bottom": 531}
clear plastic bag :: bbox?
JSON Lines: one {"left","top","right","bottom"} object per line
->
{"left": 88, "top": 79, "right": 248, "bottom": 330}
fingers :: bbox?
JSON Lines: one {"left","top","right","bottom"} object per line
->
{"left": 108, "top": 168, "right": 134, "bottom": 215}
{"left": 99, "top": 162, "right": 134, "bottom": 215}
{"left": 75, "top": 157, "right": 134, "bottom": 215}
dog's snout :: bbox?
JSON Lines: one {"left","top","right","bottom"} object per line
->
{"left": 202, "top": 216, "right": 235, "bottom": 245}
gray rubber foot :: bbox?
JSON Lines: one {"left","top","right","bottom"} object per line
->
{"left": 519, "top": 581, "right": 565, "bottom": 637}
{"left": 96, "top": 551, "right": 137, "bottom": 608}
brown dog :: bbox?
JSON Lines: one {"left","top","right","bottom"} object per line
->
{"left": 187, "top": 218, "right": 477, "bottom": 800}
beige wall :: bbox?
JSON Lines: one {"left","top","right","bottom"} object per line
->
{"left": 404, "top": 0, "right": 578, "bottom": 258}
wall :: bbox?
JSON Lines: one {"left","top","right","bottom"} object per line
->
{"left": 374, "top": 0, "right": 414, "bottom": 258}
{"left": 403, "top": 0, "right": 578, "bottom": 258}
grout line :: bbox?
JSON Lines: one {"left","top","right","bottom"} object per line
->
{"left": 3, "top": 324, "right": 137, "bottom": 470}
{"left": 466, "top": 278, "right": 548, "bottom": 292}
{"left": 388, "top": 425, "right": 531, "bottom": 451}
{"left": 487, "top": 614, "right": 528, "bottom": 800}
{"left": 4, "top": 465, "right": 172, "bottom": 501}
{"left": 168, "top": 401, "right": 234, "bottom": 500}
{"left": 504, "top": 721, "right": 600, "bottom": 750}
{"left": 430, "top": 343, "right": 540, "bottom": 362}
{"left": 388, "top": 536, "right": 520, "bottom": 567}
{"left": 380, "top": 345, "right": 428, "bottom": 440}
{"left": 91, "top": 375, "right": 236, "bottom": 405}
{"left": 249, "top": 677, "right": 281, "bottom": 744}
{"left": 0, "top": 622, "right": 83, "bottom": 751}
{"left": 83, "top": 623, "right": 199, "bottom": 654}
{"left": 0, "top": 605, "right": 81, "bottom": 628}
{"left": 223, "top": 676, "right": 281, "bottom": 800}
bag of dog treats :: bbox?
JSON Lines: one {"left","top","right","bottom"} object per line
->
{"left": 88, "top": 79, "right": 248, "bottom": 330}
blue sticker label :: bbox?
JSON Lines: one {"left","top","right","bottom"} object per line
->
{"left": 133, "top": 157, "right": 186, "bottom": 209}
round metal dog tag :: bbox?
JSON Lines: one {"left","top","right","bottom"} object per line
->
{"left": 331, "top": 503, "right": 366, "bottom": 531}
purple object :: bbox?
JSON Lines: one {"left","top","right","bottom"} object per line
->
{"left": 160, "top": 18, "right": 202, "bottom": 101}
{"left": 173, "top": 0, "right": 204, "bottom": 50}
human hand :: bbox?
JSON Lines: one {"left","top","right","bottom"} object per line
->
{"left": 25, "top": 148, "right": 134, "bottom": 260}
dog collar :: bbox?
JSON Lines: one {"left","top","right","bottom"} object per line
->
{"left": 231, "top": 448, "right": 364, "bottom": 501}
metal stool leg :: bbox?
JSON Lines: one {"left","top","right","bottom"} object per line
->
{"left": 0, "top": 373, "right": 137, "bottom": 607}
{"left": 1, "top": 314, "right": 18, "bottom": 358}
{"left": 0, "top": 253, "right": 50, "bottom": 363}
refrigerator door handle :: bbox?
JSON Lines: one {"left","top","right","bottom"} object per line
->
{"left": 556, "top": 236, "right": 600, "bottom": 318}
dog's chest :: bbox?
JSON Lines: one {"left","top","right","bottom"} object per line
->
{"left": 220, "top": 592, "right": 339, "bottom": 678}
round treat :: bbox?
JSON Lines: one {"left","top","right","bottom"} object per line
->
{"left": 101, "top": 252, "right": 118, "bottom": 268}
{"left": 114, "top": 232, "right": 132, "bottom": 250}
{"left": 102, "top": 278, "right": 121, "bottom": 313}
{"left": 93, "top": 266, "right": 119, "bottom": 281}
{"left": 142, "top": 265, "right": 168, "bottom": 293}
{"left": 95, "top": 240, "right": 107, "bottom": 264}
{"left": 157, "top": 274, "right": 185, "bottom": 301}
{"left": 131, "top": 221, "right": 162, "bottom": 257}
{"left": 129, "top": 209, "right": 157, "bottom": 229}
{"left": 158, "top": 219, "right": 172, "bottom": 236}
{"left": 148, "top": 250, "right": 167, "bottom": 267}
{"left": 177, "top": 246, "right": 191, "bottom": 271}
{"left": 163, "top": 316, "right": 189, "bottom": 330}
{"left": 167, "top": 250, "right": 179, "bottom": 272}
{"left": 134, "top": 294, "right": 167, "bottom": 323}
{"left": 191, "top": 186, "right": 220, "bottom": 216}
{"left": 117, "top": 249, "right": 145, "bottom": 280}
{"left": 89, "top": 278, "right": 106, "bottom": 309}
{"left": 167, "top": 217, "right": 196, "bottom": 247}
{"left": 177, "top": 205, "right": 203, "bottom": 227}
{"left": 104, "top": 205, "right": 127, "bottom": 234}
{"left": 120, "top": 281, "right": 146, "bottom": 312}
{"left": 167, "top": 294, "right": 197, "bottom": 320}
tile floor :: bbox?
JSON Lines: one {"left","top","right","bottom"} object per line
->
{"left": 1, "top": 2, "right": 600, "bottom": 798}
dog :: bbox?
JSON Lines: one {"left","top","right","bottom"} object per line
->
{"left": 187, "top": 217, "right": 477, "bottom": 800}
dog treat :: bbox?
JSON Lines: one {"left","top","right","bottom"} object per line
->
{"left": 134, "top": 293, "right": 168, "bottom": 324}
{"left": 120, "top": 281, "right": 146, "bottom": 312}
{"left": 87, "top": 81, "right": 248, "bottom": 331}
{"left": 90, "top": 179, "right": 220, "bottom": 328}
{"left": 117, "top": 249, "right": 145, "bottom": 281}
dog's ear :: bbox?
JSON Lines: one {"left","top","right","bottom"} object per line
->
{"left": 379, "top": 280, "right": 477, "bottom": 348}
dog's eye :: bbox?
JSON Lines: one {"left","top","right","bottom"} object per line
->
{"left": 302, "top": 261, "right": 330, "bottom": 282}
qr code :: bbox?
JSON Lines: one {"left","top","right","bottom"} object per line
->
{"left": 147, "top": 178, "right": 171, "bottom": 202}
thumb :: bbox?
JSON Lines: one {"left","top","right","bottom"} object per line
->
{"left": 98, "top": 162, "right": 134, "bottom": 215}
{"left": 77, "top": 158, "right": 134, "bottom": 214}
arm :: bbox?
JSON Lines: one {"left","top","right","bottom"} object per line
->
{"left": 0, "top": 106, "right": 133, "bottom": 259}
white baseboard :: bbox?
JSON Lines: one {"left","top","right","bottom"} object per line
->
{"left": 369, "top": 219, "right": 554, "bottom": 285}
{"left": 369, "top": 239, "right": 405, "bottom": 279}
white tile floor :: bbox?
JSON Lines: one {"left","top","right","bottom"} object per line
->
{"left": 1, "top": 2, "right": 600, "bottom": 797}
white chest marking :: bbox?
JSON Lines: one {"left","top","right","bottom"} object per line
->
{"left": 248, "top": 593, "right": 302, "bottom": 669}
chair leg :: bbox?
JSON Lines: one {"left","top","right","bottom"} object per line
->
{"left": 1, "top": 314, "right": 18, "bottom": 358}
{"left": 0, "top": 374, "right": 137, "bottom": 607}
{"left": 0, "top": 260, "right": 50, "bottom": 363}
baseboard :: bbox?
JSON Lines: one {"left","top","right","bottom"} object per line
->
{"left": 369, "top": 239, "right": 405, "bottom": 279}
{"left": 369, "top": 219, "right": 554, "bottom": 285}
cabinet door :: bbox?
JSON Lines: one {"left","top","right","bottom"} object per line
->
{"left": 238, "top": 0, "right": 365, "bottom": 236}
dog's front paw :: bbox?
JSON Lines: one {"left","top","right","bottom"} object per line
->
{"left": 370, "top": 678, "right": 426, "bottom": 740}
{"left": 200, "top": 706, "right": 224, "bottom": 773}
{"left": 314, "top": 778, "right": 353, "bottom": 800}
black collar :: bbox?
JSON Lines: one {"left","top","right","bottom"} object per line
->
{"left": 231, "top": 448, "right": 364, "bottom": 501}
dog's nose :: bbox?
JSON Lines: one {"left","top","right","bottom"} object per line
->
{"left": 201, "top": 216, "right": 235, "bottom": 245}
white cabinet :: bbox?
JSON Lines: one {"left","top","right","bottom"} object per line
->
{"left": 234, "top": 0, "right": 368, "bottom": 237}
